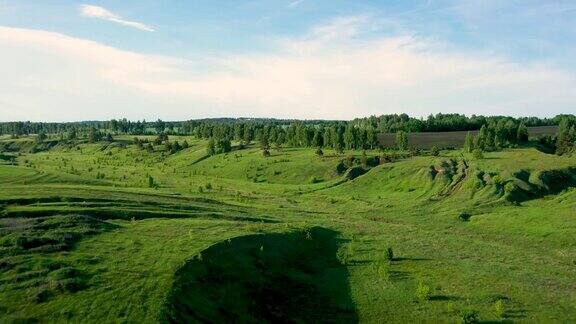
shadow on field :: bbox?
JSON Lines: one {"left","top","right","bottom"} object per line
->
{"left": 394, "top": 257, "right": 431, "bottom": 262}
{"left": 161, "top": 227, "right": 358, "bottom": 324}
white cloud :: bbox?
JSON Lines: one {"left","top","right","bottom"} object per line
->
{"left": 79, "top": 4, "right": 154, "bottom": 32}
{"left": 0, "top": 17, "right": 575, "bottom": 121}
{"left": 288, "top": 0, "right": 304, "bottom": 8}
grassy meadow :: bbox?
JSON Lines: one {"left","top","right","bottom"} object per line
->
{"left": 0, "top": 135, "right": 575, "bottom": 323}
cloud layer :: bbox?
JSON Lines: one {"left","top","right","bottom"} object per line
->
{"left": 79, "top": 4, "right": 154, "bottom": 32}
{"left": 0, "top": 17, "right": 575, "bottom": 121}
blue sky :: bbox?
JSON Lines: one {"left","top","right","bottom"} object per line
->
{"left": 0, "top": 0, "right": 575, "bottom": 121}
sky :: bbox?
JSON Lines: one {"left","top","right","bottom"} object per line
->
{"left": 0, "top": 0, "right": 575, "bottom": 121}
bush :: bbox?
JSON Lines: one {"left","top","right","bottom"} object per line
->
{"left": 459, "top": 309, "right": 479, "bottom": 324}
{"left": 430, "top": 146, "right": 440, "bottom": 156}
{"left": 384, "top": 247, "right": 394, "bottom": 261}
{"left": 415, "top": 281, "right": 431, "bottom": 301}
{"left": 458, "top": 213, "right": 471, "bottom": 222}
{"left": 472, "top": 148, "right": 484, "bottom": 160}
{"left": 494, "top": 299, "right": 505, "bottom": 318}
{"left": 336, "top": 161, "right": 348, "bottom": 174}
{"left": 309, "top": 176, "right": 323, "bottom": 184}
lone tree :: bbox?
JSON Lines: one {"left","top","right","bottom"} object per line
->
{"left": 464, "top": 132, "right": 474, "bottom": 153}
{"left": 556, "top": 119, "right": 575, "bottom": 156}
{"left": 395, "top": 131, "right": 408, "bottom": 151}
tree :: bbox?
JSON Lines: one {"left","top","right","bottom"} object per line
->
{"left": 475, "top": 125, "right": 488, "bottom": 150}
{"left": 261, "top": 133, "right": 269, "bottom": 150}
{"left": 68, "top": 127, "right": 77, "bottom": 140}
{"left": 155, "top": 119, "right": 165, "bottom": 134}
{"left": 88, "top": 128, "right": 100, "bottom": 142}
{"left": 344, "top": 125, "right": 357, "bottom": 150}
{"left": 395, "top": 131, "right": 408, "bottom": 151}
{"left": 430, "top": 146, "right": 440, "bottom": 156}
{"left": 147, "top": 175, "right": 156, "bottom": 188}
{"left": 473, "top": 148, "right": 484, "bottom": 160}
{"left": 36, "top": 131, "right": 47, "bottom": 143}
{"left": 556, "top": 119, "right": 575, "bottom": 155}
{"left": 312, "top": 130, "right": 323, "bottom": 148}
{"left": 517, "top": 122, "right": 528, "bottom": 143}
{"left": 207, "top": 138, "right": 215, "bottom": 156}
{"left": 464, "top": 132, "right": 474, "bottom": 153}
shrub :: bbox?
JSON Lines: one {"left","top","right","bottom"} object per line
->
{"left": 315, "top": 148, "right": 324, "bottom": 156}
{"left": 309, "top": 176, "right": 323, "bottom": 184}
{"left": 459, "top": 309, "right": 479, "bottom": 324}
{"left": 430, "top": 146, "right": 440, "bottom": 156}
{"left": 336, "top": 161, "right": 348, "bottom": 174}
{"left": 384, "top": 247, "right": 394, "bottom": 261}
{"left": 458, "top": 213, "right": 471, "bottom": 222}
{"left": 494, "top": 299, "right": 505, "bottom": 318}
{"left": 375, "top": 262, "right": 391, "bottom": 280}
{"left": 415, "top": 281, "right": 432, "bottom": 301}
{"left": 472, "top": 148, "right": 484, "bottom": 160}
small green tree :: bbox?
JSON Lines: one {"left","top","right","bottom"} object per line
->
{"left": 516, "top": 122, "right": 528, "bottom": 143}
{"left": 88, "top": 127, "right": 101, "bottom": 143}
{"left": 494, "top": 299, "right": 505, "bottom": 318}
{"left": 396, "top": 131, "right": 408, "bottom": 151}
{"left": 384, "top": 247, "right": 394, "bottom": 261}
{"left": 147, "top": 175, "right": 155, "bottom": 188}
{"left": 464, "top": 132, "right": 474, "bottom": 153}
{"left": 415, "top": 281, "right": 432, "bottom": 301}
{"left": 207, "top": 138, "right": 215, "bottom": 156}
{"left": 459, "top": 309, "right": 479, "bottom": 324}
{"left": 472, "top": 148, "right": 484, "bottom": 160}
{"left": 67, "top": 127, "right": 77, "bottom": 140}
{"left": 35, "top": 132, "right": 47, "bottom": 143}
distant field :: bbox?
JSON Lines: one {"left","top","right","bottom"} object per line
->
{"left": 378, "top": 126, "right": 558, "bottom": 149}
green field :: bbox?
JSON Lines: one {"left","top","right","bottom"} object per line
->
{"left": 1, "top": 136, "right": 575, "bottom": 323}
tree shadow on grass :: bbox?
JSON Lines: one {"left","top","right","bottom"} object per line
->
{"left": 429, "top": 295, "right": 461, "bottom": 301}
{"left": 393, "top": 257, "right": 432, "bottom": 262}
{"left": 161, "top": 227, "right": 358, "bottom": 324}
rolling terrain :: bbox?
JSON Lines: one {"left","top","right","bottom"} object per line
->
{"left": 0, "top": 135, "right": 575, "bottom": 323}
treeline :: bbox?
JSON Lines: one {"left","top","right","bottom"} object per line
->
{"left": 1, "top": 114, "right": 574, "bottom": 155}
{"left": 1, "top": 114, "right": 566, "bottom": 137}
{"left": 350, "top": 113, "right": 561, "bottom": 133}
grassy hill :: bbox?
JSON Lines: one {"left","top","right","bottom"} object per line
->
{"left": 0, "top": 136, "right": 574, "bottom": 323}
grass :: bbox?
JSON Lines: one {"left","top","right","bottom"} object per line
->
{"left": 0, "top": 136, "right": 575, "bottom": 322}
